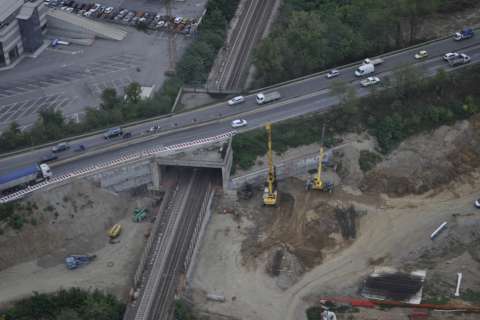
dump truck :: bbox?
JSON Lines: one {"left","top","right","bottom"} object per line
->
{"left": 65, "top": 255, "right": 96, "bottom": 270}
{"left": 256, "top": 91, "right": 281, "bottom": 105}
{"left": 453, "top": 28, "right": 474, "bottom": 41}
{"left": 0, "top": 163, "right": 52, "bottom": 195}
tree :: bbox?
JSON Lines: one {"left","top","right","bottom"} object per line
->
{"left": 124, "top": 82, "right": 142, "bottom": 104}
{"left": 100, "top": 88, "right": 118, "bottom": 110}
{"left": 56, "top": 309, "right": 81, "bottom": 320}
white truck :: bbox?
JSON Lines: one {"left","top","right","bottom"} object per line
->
{"left": 0, "top": 163, "right": 52, "bottom": 195}
{"left": 355, "top": 63, "right": 375, "bottom": 76}
{"left": 256, "top": 91, "right": 281, "bottom": 105}
{"left": 363, "top": 58, "right": 384, "bottom": 65}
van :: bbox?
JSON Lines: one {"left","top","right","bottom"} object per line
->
{"left": 354, "top": 63, "right": 374, "bottom": 77}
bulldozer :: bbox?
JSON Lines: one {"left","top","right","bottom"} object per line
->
{"left": 263, "top": 124, "right": 278, "bottom": 206}
{"left": 306, "top": 125, "right": 334, "bottom": 193}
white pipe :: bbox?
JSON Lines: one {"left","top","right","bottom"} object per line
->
{"left": 455, "top": 272, "right": 463, "bottom": 297}
{"left": 430, "top": 222, "right": 448, "bottom": 239}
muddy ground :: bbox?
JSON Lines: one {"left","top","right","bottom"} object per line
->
{"left": 190, "top": 115, "right": 480, "bottom": 320}
{"left": 0, "top": 180, "right": 159, "bottom": 305}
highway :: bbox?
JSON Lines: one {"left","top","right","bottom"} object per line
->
{"left": 1, "top": 35, "right": 480, "bottom": 176}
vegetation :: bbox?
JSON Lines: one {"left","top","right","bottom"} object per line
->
{"left": 0, "top": 0, "right": 240, "bottom": 154}
{"left": 0, "top": 202, "right": 40, "bottom": 231}
{"left": 254, "top": 0, "right": 477, "bottom": 86}
{"left": 359, "top": 150, "right": 383, "bottom": 172}
{"left": 0, "top": 288, "right": 124, "bottom": 320}
{"left": 174, "top": 301, "right": 197, "bottom": 320}
{"left": 232, "top": 65, "right": 480, "bottom": 171}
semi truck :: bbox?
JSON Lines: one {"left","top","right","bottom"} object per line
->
{"left": 256, "top": 91, "right": 281, "bottom": 105}
{"left": 0, "top": 163, "right": 52, "bottom": 195}
{"left": 453, "top": 28, "right": 474, "bottom": 41}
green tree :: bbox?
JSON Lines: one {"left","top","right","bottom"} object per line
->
{"left": 100, "top": 88, "right": 118, "bottom": 110}
{"left": 124, "top": 82, "right": 142, "bottom": 104}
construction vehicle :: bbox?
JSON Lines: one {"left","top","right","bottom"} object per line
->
{"left": 263, "top": 124, "right": 278, "bottom": 206}
{"left": 133, "top": 208, "right": 147, "bottom": 222}
{"left": 108, "top": 223, "right": 122, "bottom": 239}
{"left": 65, "top": 255, "right": 96, "bottom": 270}
{"left": 306, "top": 125, "right": 334, "bottom": 192}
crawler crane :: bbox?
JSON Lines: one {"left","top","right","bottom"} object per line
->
{"left": 307, "top": 125, "right": 334, "bottom": 192}
{"left": 263, "top": 124, "right": 278, "bottom": 206}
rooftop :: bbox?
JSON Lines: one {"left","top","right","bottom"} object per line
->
{"left": 0, "top": 0, "right": 23, "bottom": 23}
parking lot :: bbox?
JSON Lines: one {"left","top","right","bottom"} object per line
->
{"left": 0, "top": 0, "right": 208, "bottom": 132}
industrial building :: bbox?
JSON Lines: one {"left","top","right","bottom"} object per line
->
{"left": 0, "top": 0, "right": 47, "bottom": 68}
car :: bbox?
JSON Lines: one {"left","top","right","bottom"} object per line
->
{"left": 414, "top": 50, "right": 428, "bottom": 59}
{"left": 156, "top": 20, "right": 165, "bottom": 28}
{"left": 105, "top": 6, "right": 113, "bottom": 14}
{"left": 231, "top": 119, "right": 248, "bottom": 128}
{"left": 228, "top": 96, "right": 245, "bottom": 106}
{"left": 52, "top": 142, "right": 70, "bottom": 153}
{"left": 443, "top": 52, "right": 459, "bottom": 61}
{"left": 104, "top": 127, "right": 123, "bottom": 139}
{"left": 122, "top": 132, "right": 132, "bottom": 139}
{"left": 475, "top": 199, "right": 480, "bottom": 208}
{"left": 74, "top": 144, "right": 86, "bottom": 152}
{"left": 174, "top": 16, "right": 183, "bottom": 24}
{"left": 42, "top": 153, "right": 59, "bottom": 163}
{"left": 360, "top": 76, "right": 381, "bottom": 87}
{"left": 326, "top": 69, "right": 340, "bottom": 78}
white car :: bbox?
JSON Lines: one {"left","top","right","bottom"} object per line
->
{"left": 228, "top": 96, "right": 245, "bottom": 106}
{"left": 475, "top": 199, "right": 480, "bottom": 208}
{"left": 443, "top": 52, "right": 459, "bottom": 61}
{"left": 231, "top": 119, "right": 247, "bottom": 128}
{"left": 326, "top": 69, "right": 340, "bottom": 78}
{"left": 360, "top": 76, "right": 380, "bottom": 87}
{"left": 414, "top": 50, "right": 428, "bottom": 59}
{"left": 174, "top": 16, "right": 183, "bottom": 24}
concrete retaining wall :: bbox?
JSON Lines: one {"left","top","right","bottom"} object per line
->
{"left": 229, "top": 151, "right": 320, "bottom": 189}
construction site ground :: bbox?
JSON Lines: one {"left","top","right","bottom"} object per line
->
{"left": 0, "top": 180, "right": 158, "bottom": 306}
{"left": 189, "top": 116, "right": 480, "bottom": 320}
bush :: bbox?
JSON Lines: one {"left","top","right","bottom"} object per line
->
{"left": 359, "top": 150, "right": 383, "bottom": 172}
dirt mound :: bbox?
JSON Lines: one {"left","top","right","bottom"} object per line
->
{"left": 241, "top": 178, "right": 348, "bottom": 270}
{"left": 361, "top": 116, "right": 480, "bottom": 196}
{"left": 0, "top": 180, "right": 155, "bottom": 271}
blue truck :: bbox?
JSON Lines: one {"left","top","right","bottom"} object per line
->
{"left": 454, "top": 28, "right": 474, "bottom": 41}
{"left": 0, "top": 163, "right": 52, "bottom": 195}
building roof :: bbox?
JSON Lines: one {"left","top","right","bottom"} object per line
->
{"left": 18, "top": 0, "right": 44, "bottom": 20}
{"left": 0, "top": 0, "right": 23, "bottom": 23}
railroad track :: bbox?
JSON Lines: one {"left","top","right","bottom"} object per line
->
{"left": 128, "top": 168, "right": 213, "bottom": 320}
{"left": 218, "top": 0, "right": 277, "bottom": 91}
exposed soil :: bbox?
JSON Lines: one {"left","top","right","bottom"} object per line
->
{"left": 0, "top": 180, "right": 158, "bottom": 304}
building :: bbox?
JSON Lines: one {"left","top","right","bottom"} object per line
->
{"left": 0, "top": 0, "right": 47, "bottom": 67}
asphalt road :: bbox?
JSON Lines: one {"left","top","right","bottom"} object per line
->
{"left": 1, "top": 35, "right": 480, "bottom": 177}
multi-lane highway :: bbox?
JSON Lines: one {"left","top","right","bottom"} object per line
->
{"left": 1, "top": 34, "right": 480, "bottom": 177}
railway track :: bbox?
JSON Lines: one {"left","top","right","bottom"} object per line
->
{"left": 217, "top": 0, "right": 277, "bottom": 91}
{"left": 127, "top": 168, "right": 213, "bottom": 320}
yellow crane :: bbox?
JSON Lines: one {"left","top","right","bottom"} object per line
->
{"left": 307, "top": 125, "right": 334, "bottom": 192}
{"left": 263, "top": 123, "right": 278, "bottom": 206}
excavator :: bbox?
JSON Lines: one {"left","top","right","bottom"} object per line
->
{"left": 263, "top": 123, "right": 278, "bottom": 206}
{"left": 306, "top": 125, "right": 334, "bottom": 192}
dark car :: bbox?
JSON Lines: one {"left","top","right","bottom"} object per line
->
{"left": 42, "top": 153, "right": 59, "bottom": 163}
{"left": 74, "top": 144, "right": 86, "bottom": 152}
{"left": 104, "top": 127, "right": 123, "bottom": 139}
{"left": 52, "top": 142, "right": 70, "bottom": 153}
{"left": 122, "top": 132, "right": 132, "bottom": 139}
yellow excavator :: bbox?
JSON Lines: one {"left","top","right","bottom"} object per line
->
{"left": 263, "top": 124, "right": 278, "bottom": 206}
{"left": 307, "top": 125, "right": 334, "bottom": 192}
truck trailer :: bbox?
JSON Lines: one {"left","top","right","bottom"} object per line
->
{"left": 453, "top": 28, "right": 474, "bottom": 41}
{"left": 355, "top": 63, "right": 375, "bottom": 76}
{"left": 256, "top": 91, "right": 281, "bottom": 105}
{"left": 363, "top": 58, "right": 384, "bottom": 65}
{"left": 0, "top": 163, "right": 52, "bottom": 195}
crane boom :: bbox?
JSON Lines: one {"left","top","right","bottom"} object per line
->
{"left": 263, "top": 124, "right": 277, "bottom": 205}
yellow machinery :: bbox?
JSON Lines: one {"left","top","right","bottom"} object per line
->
{"left": 108, "top": 223, "right": 122, "bottom": 239}
{"left": 308, "top": 125, "right": 334, "bottom": 192}
{"left": 263, "top": 124, "right": 278, "bottom": 206}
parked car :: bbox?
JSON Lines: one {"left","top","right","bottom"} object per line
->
{"left": 228, "top": 96, "right": 245, "bottom": 106}
{"left": 414, "top": 50, "right": 428, "bottom": 59}
{"left": 326, "top": 69, "right": 340, "bottom": 78}
{"left": 360, "top": 76, "right": 381, "bottom": 87}
{"left": 443, "top": 52, "right": 459, "bottom": 61}
{"left": 52, "top": 142, "right": 70, "bottom": 153}
{"left": 231, "top": 119, "right": 248, "bottom": 128}
{"left": 104, "top": 127, "right": 123, "bottom": 139}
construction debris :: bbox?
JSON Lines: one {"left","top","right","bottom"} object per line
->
{"left": 334, "top": 205, "right": 358, "bottom": 240}
{"left": 237, "top": 183, "right": 253, "bottom": 200}
{"left": 455, "top": 272, "right": 463, "bottom": 297}
{"left": 430, "top": 221, "right": 448, "bottom": 239}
